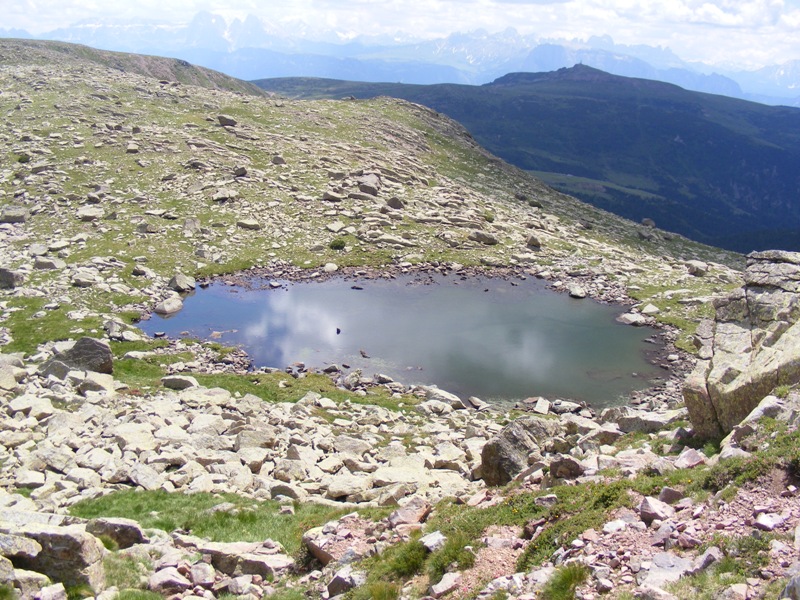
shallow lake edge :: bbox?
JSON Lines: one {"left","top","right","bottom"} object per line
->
{"left": 145, "top": 260, "right": 693, "bottom": 410}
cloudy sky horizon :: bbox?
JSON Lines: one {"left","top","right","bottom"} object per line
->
{"left": 4, "top": 0, "right": 800, "bottom": 69}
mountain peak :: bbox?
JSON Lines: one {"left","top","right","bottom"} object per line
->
{"left": 488, "top": 64, "right": 617, "bottom": 86}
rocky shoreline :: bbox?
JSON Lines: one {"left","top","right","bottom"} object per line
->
{"left": 143, "top": 259, "right": 693, "bottom": 416}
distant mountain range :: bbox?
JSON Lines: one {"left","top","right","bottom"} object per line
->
{"left": 2, "top": 12, "right": 800, "bottom": 106}
{"left": 255, "top": 66, "right": 800, "bottom": 252}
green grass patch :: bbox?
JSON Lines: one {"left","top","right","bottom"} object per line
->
{"left": 104, "top": 553, "right": 152, "bottom": 591}
{"left": 69, "top": 490, "right": 347, "bottom": 555}
{"left": 117, "top": 592, "right": 163, "bottom": 600}
{"left": 350, "top": 581, "right": 401, "bottom": 600}
{"left": 2, "top": 298, "right": 103, "bottom": 355}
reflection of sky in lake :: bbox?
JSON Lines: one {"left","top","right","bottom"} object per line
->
{"left": 141, "top": 274, "right": 664, "bottom": 407}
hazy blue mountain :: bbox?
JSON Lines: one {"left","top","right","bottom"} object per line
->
{"left": 5, "top": 11, "right": 800, "bottom": 102}
{"left": 254, "top": 66, "right": 800, "bottom": 252}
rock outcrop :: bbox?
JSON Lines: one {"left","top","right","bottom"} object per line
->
{"left": 685, "top": 251, "right": 800, "bottom": 438}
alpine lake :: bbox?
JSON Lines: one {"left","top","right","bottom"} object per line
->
{"left": 140, "top": 272, "right": 666, "bottom": 409}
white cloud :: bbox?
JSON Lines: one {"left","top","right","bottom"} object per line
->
{"left": 1, "top": 0, "right": 799, "bottom": 67}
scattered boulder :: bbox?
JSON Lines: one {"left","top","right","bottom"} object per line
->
{"left": 0, "top": 206, "right": 29, "bottom": 223}
{"left": 217, "top": 114, "right": 237, "bottom": 127}
{"left": 154, "top": 296, "right": 183, "bottom": 315}
{"left": 0, "top": 268, "right": 24, "bottom": 289}
{"left": 481, "top": 416, "right": 560, "bottom": 486}
{"left": 469, "top": 230, "right": 499, "bottom": 245}
{"left": 14, "top": 523, "right": 106, "bottom": 591}
{"left": 168, "top": 273, "right": 196, "bottom": 292}
{"left": 85, "top": 518, "right": 147, "bottom": 549}
{"left": 52, "top": 338, "right": 113, "bottom": 374}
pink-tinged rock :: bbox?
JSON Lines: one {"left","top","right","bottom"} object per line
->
{"left": 639, "top": 497, "right": 676, "bottom": 525}
{"left": 431, "top": 572, "right": 462, "bottom": 598}
{"left": 388, "top": 496, "right": 431, "bottom": 528}
{"left": 149, "top": 567, "right": 191, "bottom": 594}
{"left": 754, "top": 512, "right": 785, "bottom": 532}
{"left": 190, "top": 562, "right": 216, "bottom": 587}
{"left": 677, "top": 533, "right": 701, "bottom": 549}
{"left": 674, "top": 447, "right": 706, "bottom": 469}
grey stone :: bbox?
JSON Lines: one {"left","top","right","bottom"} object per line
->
{"left": 618, "top": 312, "right": 648, "bottom": 326}
{"left": 549, "top": 455, "right": 585, "bottom": 479}
{"left": 686, "top": 260, "right": 709, "bottom": 276}
{"left": 688, "top": 546, "right": 723, "bottom": 575}
{"left": 419, "top": 531, "right": 447, "bottom": 552}
{"left": 480, "top": 416, "right": 561, "bottom": 486}
{"left": 76, "top": 206, "right": 104, "bottom": 221}
{"left": 673, "top": 447, "right": 706, "bottom": 469}
{"left": 237, "top": 219, "right": 262, "bottom": 230}
{"left": 0, "top": 268, "right": 24, "bottom": 289}
{"left": 327, "top": 564, "right": 366, "bottom": 596}
{"left": 34, "top": 256, "right": 66, "bottom": 270}
{"left": 217, "top": 114, "right": 237, "bottom": 127}
{"left": 12, "top": 569, "right": 52, "bottom": 598}
{"left": 634, "top": 585, "right": 678, "bottom": 600}
{"left": 129, "top": 463, "right": 163, "bottom": 491}
{"left": 54, "top": 337, "right": 113, "bottom": 374}
{"left": 526, "top": 234, "right": 542, "bottom": 248}
{"left": 190, "top": 562, "right": 216, "bottom": 587}
{"left": 86, "top": 518, "right": 147, "bottom": 549}
{"left": 161, "top": 375, "right": 199, "bottom": 390}
{"left": 568, "top": 285, "right": 587, "bottom": 299}
{"left": 783, "top": 575, "right": 800, "bottom": 599}
{"left": 357, "top": 173, "right": 381, "bottom": 196}
{"left": 36, "top": 583, "right": 67, "bottom": 600}
{"left": 387, "top": 496, "right": 431, "bottom": 528}
{"left": 657, "top": 487, "right": 684, "bottom": 505}
{"left": 154, "top": 296, "right": 183, "bottom": 315}
{"left": 149, "top": 567, "right": 192, "bottom": 594}
{"left": 0, "top": 533, "right": 41, "bottom": 559}
{"left": 639, "top": 552, "right": 692, "bottom": 588}
{"left": 168, "top": 273, "right": 196, "bottom": 292}
{"left": 0, "top": 206, "right": 29, "bottom": 223}
{"left": 754, "top": 512, "right": 785, "bottom": 531}
{"left": 469, "top": 230, "right": 499, "bottom": 245}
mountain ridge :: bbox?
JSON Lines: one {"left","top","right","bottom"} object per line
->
{"left": 254, "top": 66, "right": 800, "bottom": 252}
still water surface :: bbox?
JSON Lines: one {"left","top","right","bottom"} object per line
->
{"left": 141, "top": 274, "right": 664, "bottom": 408}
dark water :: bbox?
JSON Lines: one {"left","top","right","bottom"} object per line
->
{"left": 140, "top": 274, "right": 665, "bottom": 408}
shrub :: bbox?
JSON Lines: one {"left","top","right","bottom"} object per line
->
{"left": 351, "top": 581, "right": 400, "bottom": 600}
{"left": 386, "top": 540, "right": 427, "bottom": 578}
{"left": 540, "top": 563, "right": 589, "bottom": 600}
{"left": 329, "top": 237, "right": 346, "bottom": 250}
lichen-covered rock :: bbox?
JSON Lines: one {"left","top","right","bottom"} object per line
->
{"left": 685, "top": 251, "right": 800, "bottom": 437}
{"left": 52, "top": 337, "right": 113, "bottom": 374}
{"left": 14, "top": 523, "right": 106, "bottom": 591}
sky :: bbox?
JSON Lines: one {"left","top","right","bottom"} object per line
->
{"left": 4, "top": 0, "right": 800, "bottom": 68}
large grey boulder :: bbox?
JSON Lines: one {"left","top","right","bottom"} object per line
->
{"left": 685, "top": 251, "right": 800, "bottom": 437}
{"left": 86, "top": 518, "right": 147, "bottom": 549}
{"left": 0, "top": 268, "right": 25, "bottom": 289}
{"left": 52, "top": 337, "right": 113, "bottom": 374}
{"left": 480, "top": 416, "right": 561, "bottom": 486}
{"left": 13, "top": 523, "right": 106, "bottom": 591}
{"left": 357, "top": 173, "right": 382, "bottom": 196}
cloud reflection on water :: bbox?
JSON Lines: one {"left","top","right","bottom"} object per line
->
{"left": 142, "top": 275, "right": 663, "bottom": 407}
